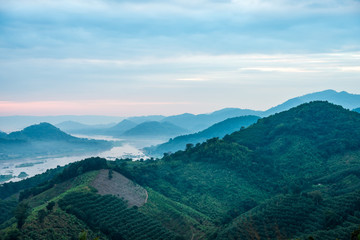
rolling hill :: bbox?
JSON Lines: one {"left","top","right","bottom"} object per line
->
{"left": 144, "top": 115, "right": 260, "bottom": 156}
{"left": 122, "top": 121, "right": 188, "bottom": 138}
{"left": 1, "top": 102, "right": 360, "bottom": 239}
{"left": 354, "top": 108, "right": 360, "bottom": 113}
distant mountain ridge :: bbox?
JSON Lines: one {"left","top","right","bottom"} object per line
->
{"left": 122, "top": 121, "right": 188, "bottom": 138}
{"left": 161, "top": 108, "right": 262, "bottom": 132}
{"left": 1, "top": 90, "right": 359, "bottom": 136}
{"left": 145, "top": 115, "right": 260, "bottom": 156}
{"left": 263, "top": 89, "right": 360, "bottom": 116}
{"left": 106, "top": 120, "right": 138, "bottom": 136}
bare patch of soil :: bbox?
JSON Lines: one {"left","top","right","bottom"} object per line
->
{"left": 91, "top": 169, "right": 147, "bottom": 207}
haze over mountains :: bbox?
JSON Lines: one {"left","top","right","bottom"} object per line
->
{"left": 1, "top": 90, "right": 360, "bottom": 134}
{"left": 121, "top": 121, "right": 188, "bottom": 138}
{"left": 1, "top": 101, "right": 360, "bottom": 239}
{"left": 0, "top": 123, "right": 113, "bottom": 160}
{"left": 263, "top": 89, "right": 360, "bottom": 116}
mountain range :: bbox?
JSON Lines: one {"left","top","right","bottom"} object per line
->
{"left": 1, "top": 101, "right": 360, "bottom": 239}
{"left": 262, "top": 89, "right": 360, "bottom": 116}
{"left": 60, "top": 89, "right": 360, "bottom": 138}
{"left": 2, "top": 90, "right": 360, "bottom": 135}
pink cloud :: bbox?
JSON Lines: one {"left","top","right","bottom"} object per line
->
{"left": 0, "top": 100, "right": 193, "bottom": 116}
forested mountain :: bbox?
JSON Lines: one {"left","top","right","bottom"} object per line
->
{"left": 0, "top": 123, "right": 112, "bottom": 160}
{"left": 1, "top": 102, "right": 360, "bottom": 240}
{"left": 144, "top": 115, "right": 260, "bottom": 156}
{"left": 354, "top": 108, "right": 360, "bottom": 113}
{"left": 122, "top": 121, "right": 188, "bottom": 138}
{"left": 0, "top": 130, "right": 7, "bottom": 138}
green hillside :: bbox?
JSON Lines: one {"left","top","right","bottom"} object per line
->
{"left": 144, "top": 115, "right": 260, "bottom": 157}
{"left": 1, "top": 101, "right": 360, "bottom": 239}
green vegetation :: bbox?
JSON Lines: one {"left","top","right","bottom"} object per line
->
{"left": 1, "top": 101, "right": 360, "bottom": 239}
{"left": 145, "top": 115, "right": 260, "bottom": 156}
{"left": 0, "top": 198, "right": 17, "bottom": 225}
{"left": 58, "top": 191, "right": 180, "bottom": 240}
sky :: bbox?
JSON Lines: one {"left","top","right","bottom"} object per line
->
{"left": 0, "top": 0, "right": 359, "bottom": 116}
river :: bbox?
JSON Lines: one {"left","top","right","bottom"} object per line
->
{"left": 0, "top": 135, "right": 165, "bottom": 183}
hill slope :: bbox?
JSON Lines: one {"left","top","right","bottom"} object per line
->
{"left": 145, "top": 115, "right": 260, "bottom": 156}
{"left": 122, "top": 121, "right": 188, "bottom": 138}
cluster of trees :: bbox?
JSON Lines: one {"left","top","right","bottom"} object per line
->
{"left": 217, "top": 190, "right": 360, "bottom": 240}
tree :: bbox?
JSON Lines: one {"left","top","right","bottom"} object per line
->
{"left": 108, "top": 169, "right": 113, "bottom": 180}
{"left": 37, "top": 209, "right": 47, "bottom": 223}
{"left": 46, "top": 201, "right": 55, "bottom": 211}
{"left": 3, "top": 228, "right": 21, "bottom": 240}
{"left": 14, "top": 202, "right": 29, "bottom": 229}
{"left": 186, "top": 143, "right": 194, "bottom": 150}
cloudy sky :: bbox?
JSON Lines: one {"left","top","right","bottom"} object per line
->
{"left": 0, "top": 0, "right": 359, "bottom": 116}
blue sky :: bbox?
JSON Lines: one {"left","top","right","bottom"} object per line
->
{"left": 0, "top": 0, "right": 359, "bottom": 116}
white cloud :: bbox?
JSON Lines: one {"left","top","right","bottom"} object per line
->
{"left": 176, "top": 78, "right": 208, "bottom": 81}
